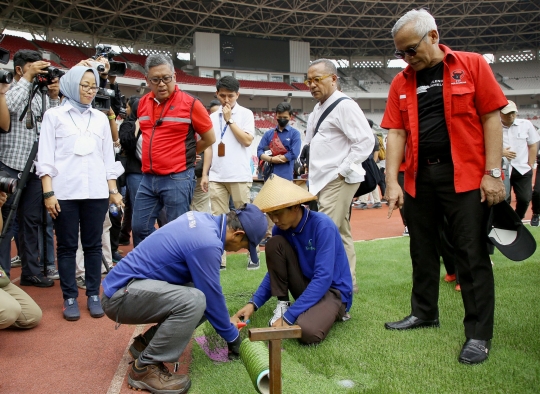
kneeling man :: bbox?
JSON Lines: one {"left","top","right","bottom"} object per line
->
{"left": 101, "top": 204, "right": 267, "bottom": 394}
{"left": 233, "top": 175, "right": 353, "bottom": 344}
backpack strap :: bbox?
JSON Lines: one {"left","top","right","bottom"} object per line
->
{"left": 313, "top": 97, "right": 351, "bottom": 138}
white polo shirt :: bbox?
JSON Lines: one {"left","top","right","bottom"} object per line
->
{"left": 209, "top": 103, "right": 255, "bottom": 182}
{"left": 305, "top": 90, "right": 374, "bottom": 196}
{"left": 502, "top": 118, "right": 539, "bottom": 175}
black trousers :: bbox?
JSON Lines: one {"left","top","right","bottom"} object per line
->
{"left": 54, "top": 199, "right": 108, "bottom": 299}
{"left": 404, "top": 162, "right": 494, "bottom": 340}
{"left": 507, "top": 167, "right": 533, "bottom": 220}
{"left": 530, "top": 154, "right": 540, "bottom": 214}
{"left": 0, "top": 161, "right": 43, "bottom": 278}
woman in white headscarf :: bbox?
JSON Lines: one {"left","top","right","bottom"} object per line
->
{"left": 36, "top": 66, "right": 124, "bottom": 322}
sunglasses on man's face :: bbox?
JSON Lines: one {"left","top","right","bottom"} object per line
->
{"left": 394, "top": 32, "right": 429, "bottom": 59}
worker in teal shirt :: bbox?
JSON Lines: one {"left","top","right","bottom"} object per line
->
{"left": 233, "top": 175, "right": 353, "bottom": 344}
{"left": 101, "top": 204, "right": 267, "bottom": 394}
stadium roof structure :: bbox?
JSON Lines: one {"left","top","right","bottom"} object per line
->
{"left": 1, "top": 0, "right": 539, "bottom": 58}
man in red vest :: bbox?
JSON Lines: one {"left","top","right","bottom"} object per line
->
{"left": 133, "top": 54, "right": 215, "bottom": 246}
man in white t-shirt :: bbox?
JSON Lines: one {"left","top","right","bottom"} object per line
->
{"left": 304, "top": 59, "right": 375, "bottom": 292}
{"left": 500, "top": 100, "right": 540, "bottom": 219}
{"left": 208, "top": 76, "right": 257, "bottom": 269}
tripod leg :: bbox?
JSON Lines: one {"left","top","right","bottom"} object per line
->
{"left": 102, "top": 253, "right": 110, "bottom": 273}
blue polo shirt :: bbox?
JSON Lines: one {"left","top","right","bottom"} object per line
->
{"left": 251, "top": 207, "right": 353, "bottom": 324}
{"left": 257, "top": 125, "right": 302, "bottom": 180}
{"left": 101, "top": 211, "right": 239, "bottom": 343}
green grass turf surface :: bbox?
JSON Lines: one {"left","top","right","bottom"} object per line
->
{"left": 189, "top": 228, "right": 540, "bottom": 394}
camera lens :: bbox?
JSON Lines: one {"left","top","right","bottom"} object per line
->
{"left": 0, "top": 69, "right": 13, "bottom": 84}
{"left": 0, "top": 175, "right": 18, "bottom": 194}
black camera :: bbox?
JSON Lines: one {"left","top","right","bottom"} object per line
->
{"left": 92, "top": 87, "right": 116, "bottom": 112}
{"left": 0, "top": 42, "right": 13, "bottom": 83}
{"left": 36, "top": 66, "right": 65, "bottom": 87}
{"left": 0, "top": 69, "right": 12, "bottom": 84}
{"left": 94, "top": 45, "right": 127, "bottom": 77}
{"left": 0, "top": 170, "right": 18, "bottom": 194}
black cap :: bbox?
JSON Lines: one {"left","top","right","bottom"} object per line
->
{"left": 487, "top": 201, "right": 536, "bottom": 261}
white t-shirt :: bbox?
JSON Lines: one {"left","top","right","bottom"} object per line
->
{"left": 502, "top": 118, "right": 540, "bottom": 175}
{"left": 208, "top": 103, "right": 255, "bottom": 182}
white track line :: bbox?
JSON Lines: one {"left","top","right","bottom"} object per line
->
{"left": 107, "top": 324, "right": 146, "bottom": 394}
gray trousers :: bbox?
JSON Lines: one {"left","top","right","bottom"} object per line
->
{"left": 101, "top": 279, "right": 206, "bottom": 364}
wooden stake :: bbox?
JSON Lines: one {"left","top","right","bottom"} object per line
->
{"left": 248, "top": 325, "right": 302, "bottom": 394}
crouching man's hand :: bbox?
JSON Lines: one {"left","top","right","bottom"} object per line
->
{"left": 227, "top": 335, "right": 242, "bottom": 360}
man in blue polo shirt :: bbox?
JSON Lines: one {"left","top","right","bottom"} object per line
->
{"left": 257, "top": 102, "right": 302, "bottom": 181}
{"left": 233, "top": 175, "right": 353, "bottom": 344}
{"left": 101, "top": 204, "right": 267, "bottom": 394}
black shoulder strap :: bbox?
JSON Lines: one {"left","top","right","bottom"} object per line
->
{"left": 313, "top": 97, "right": 351, "bottom": 138}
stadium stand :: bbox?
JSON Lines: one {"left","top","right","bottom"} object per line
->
{"left": 238, "top": 80, "right": 294, "bottom": 90}
{"left": 2, "top": 35, "right": 39, "bottom": 58}
{"left": 491, "top": 61, "right": 540, "bottom": 90}
{"left": 292, "top": 83, "right": 310, "bottom": 91}
{"left": 120, "top": 53, "right": 147, "bottom": 67}
{"left": 33, "top": 40, "right": 88, "bottom": 68}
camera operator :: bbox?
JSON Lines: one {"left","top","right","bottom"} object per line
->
{"left": 0, "top": 50, "right": 59, "bottom": 286}
{"left": 0, "top": 80, "right": 10, "bottom": 132}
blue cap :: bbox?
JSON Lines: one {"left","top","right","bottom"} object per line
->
{"left": 235, "top": 203, "right": 267, "bottom": 263}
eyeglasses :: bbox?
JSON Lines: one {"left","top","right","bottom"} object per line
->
{"left": 304, "top": 74, "right": 333, "bottom": 86}
{"left": 394, "top": 32, "right": 429, "bottom": 59}
{"left": 79, "top": 84, "right": 99, "bottom": 93}
{"left": 148, "top": 75, "right": 174, "bottom": 85}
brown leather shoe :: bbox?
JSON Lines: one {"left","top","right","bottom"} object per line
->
{"left": 128, "top": 361, "right": 191, "bottom": 394}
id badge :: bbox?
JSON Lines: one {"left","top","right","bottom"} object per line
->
{"left": 218, "top": 142, "right": 225, "bottom": 157}
{"left": 73, "top": 135, "right": 96, "bottom": 156}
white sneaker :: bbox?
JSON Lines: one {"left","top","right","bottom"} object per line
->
{"left": 402, "top": 226, "right": 409, "bottom": 236}
{"left": 268, "top": 300, "right": 290, "bottom": 326}
{"left": 76, "top": 275, "right": 86, "bottom": 289}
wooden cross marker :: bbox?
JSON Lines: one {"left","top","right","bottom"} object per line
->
{"left": 248, "top": 325, "right": 302, "bottom": 394}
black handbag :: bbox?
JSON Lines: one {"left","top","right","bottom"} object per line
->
{"left": 313, "top": 97, "right": 380, "bottom": 196}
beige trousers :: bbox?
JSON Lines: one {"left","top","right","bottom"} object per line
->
{"left": 76, "top": 213, "right": 112, "bottom": 277}
{"left": 191, "top": 177, "right": 210, "bottom": 213}
{"left": 209, "top": 181, "right": 252, "bottom": 266}
{"left": 0, "top": 283, "right": 42, "bottom": 329}
{"left": 317, "top": 177, "right": 359, "bottom": 286}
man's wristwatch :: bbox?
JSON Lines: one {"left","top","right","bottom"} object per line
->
{"left": 485, "top": 168, "right": 502, "bottom": 178}
{"left": 226, "top": 118, "right": 235, "bottom": 125}
{"left": 109, "top": 188, "right": 119, "bottom": 195}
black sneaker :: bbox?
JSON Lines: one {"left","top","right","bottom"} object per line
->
{"left": 531, "top": 214, "right": 539, "bottom": 227}
{"left": 20, "top": 273, "right": 54, "bottom": 287}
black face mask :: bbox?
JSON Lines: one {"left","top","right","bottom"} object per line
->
{"left": 277, "top": 118, "right": 289, "bottom": 128}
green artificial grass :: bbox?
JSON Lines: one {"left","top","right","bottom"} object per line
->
{"left": 188, "top": 228, "right": 540, "bottom": 394}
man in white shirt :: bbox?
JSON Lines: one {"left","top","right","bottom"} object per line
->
{"left": 304, "top": 59, "right": 374, "bottom": 292}
{"left": 501, "top": 100, "right": 539, "bottom": 219}
{"left": 208, "top": 76, "right": 257, "bottom": 269}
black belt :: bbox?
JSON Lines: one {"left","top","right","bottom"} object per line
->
{"left": 421, "top": 155, "right": 452, "bottom": 166}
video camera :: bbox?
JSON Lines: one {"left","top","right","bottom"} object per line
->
{"left": 36, "top": 66, "right": 65, "bottom": 88}
{"left": 0, "top": 35, "right": 13, "bottom": 84}
{"left": 93, "top": 87, "right": 116, "bottom": 113}
{"left": 0, "top": 170, "right": 18, "bottom": 194}
{"left": 93, "top": 44, "right": 127, "bottom": 77}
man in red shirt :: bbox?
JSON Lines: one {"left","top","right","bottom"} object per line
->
{"left": 382, "top": 9, "right": 507, "bottom": 365}
{"left": 132, "top": 54, "right": 215, "bottom": 246}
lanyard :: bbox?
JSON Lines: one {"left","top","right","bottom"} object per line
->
{"left": 219, "top": 113, "right": 229, "bottom": 140}
{"left": 68, "top": 111, "right": 92, "bottom": 135}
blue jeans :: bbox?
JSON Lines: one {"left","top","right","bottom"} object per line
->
{"left": 126, "top": 173, "right": 144, "bottom": 210}
{"left": 53, "top": 199, "right": 108, "bottom": 299}
{"left": 0, "top": 161, "right": 43, "bottom": 278}
{"left": 132, "top": 168, "right": 194, "bottom": 247}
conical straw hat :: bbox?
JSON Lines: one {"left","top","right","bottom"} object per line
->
{"left": 253, "top": 174, "right": 317, "bottom": 213}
